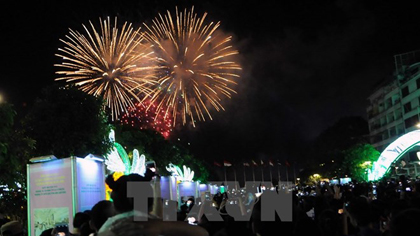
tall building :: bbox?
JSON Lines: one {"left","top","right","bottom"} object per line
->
{"left": 367, "top": 50, "right": 420, "bottom": 178}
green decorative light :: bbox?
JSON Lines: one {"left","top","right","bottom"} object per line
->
{"left": 369, "top": 130, "right": 420, "bottom": 181}
{"left": 166, "top": 163, "right": 194, "bottom": 182}
{"left": 104, "top": 130, "right": 146, "bottom": 176}
{"left": 114, "top": 142, "right": 130, "bottom": 174}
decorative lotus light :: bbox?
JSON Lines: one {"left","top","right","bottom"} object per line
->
{"left": 166, "top": 163, "right": 194, "bottom": 182}
{"left": 105, "top": 129, "right": 146, "bottom": 176}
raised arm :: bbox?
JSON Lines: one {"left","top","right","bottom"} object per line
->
{"left": 151, "top": 176, "right": 163, "bottom": 218}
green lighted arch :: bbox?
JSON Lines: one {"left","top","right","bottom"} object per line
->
{"left": 369, "top": 130, "right": 420, "bottom": 181}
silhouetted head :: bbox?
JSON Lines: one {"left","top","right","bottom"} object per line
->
{"left": 90, "top": 200, "right": 116, "bottom": 232}
{"left": 105, "top": 173, "right": 153, "bottom": 213}
{"left": 1, "top": 221, "right": 23, "bottom": 236}
{"left": 347, "top": 196, "right": 372, "bottom": 227}
{"left": 390, "top": 208, "right": 420, "bottom": 236}
{"left": 73, "top": 212, "right": 90, "bottom": 229}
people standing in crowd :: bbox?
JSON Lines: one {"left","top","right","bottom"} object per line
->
{"left": 97, "top": 172, "right": 208, "bottom": 236}
{"left": 19, "top": 173, "right": 420, "bottom": 236}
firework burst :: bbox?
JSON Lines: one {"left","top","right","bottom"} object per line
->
{"left": 143, "top": 7, "right": 242, "bottom": 127}
{"left": 121, "top": 99, "right": 173, "bottom": 139}
{"left": 55, "top": 17, "right": 157, "bottom": 121}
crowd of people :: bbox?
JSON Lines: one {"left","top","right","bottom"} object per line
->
{"left": 293, "top": 175, "right": 420, "bottom": 236}
{"left": 2, "top": 172, "right": 420, "bottom": 236}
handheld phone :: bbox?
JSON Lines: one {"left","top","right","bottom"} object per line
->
{"left": 306, "top": 208, "right": 315, "bottom": 220}
{"left": 53, "top": 224, "right": 68, "bottom": 236}
{"left": 220, "top": 186, "right": 225, "bottom": 194}
{"left": 381, "top": 220, "right": 387, "bottom": 231}
{"left": 187, "top": 217, "right": 197, "bottom": 225}
{"left": 145, "top": 161, "right": 156, "bottom": 172}
{"left": 205, "top": 191, "right": 211, "bottom": 200}
{"left": 406, "top": 187, "right": 411, "bottom": 191}
{"left": 229, "top": 197, "right": 238, "bottom": 204}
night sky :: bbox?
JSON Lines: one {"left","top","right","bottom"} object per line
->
{"left": 2, "top": 0, "right": 420, "bottom": 167}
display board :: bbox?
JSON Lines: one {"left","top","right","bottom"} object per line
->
{"left": 159, "top": 176, "right": 180, "bottom": 201}
{"left": 339, "top": 177, "right": 352, "bottom": 185}
{"left": 199, "top": 184, "right": 208, "bottom": 193}
{"left": 75, "top": 158, "right": 106, "bottom": 212}
{"left": 27, "top": 157, "right": 105, "bottom": 236}
{"left": 178, "top": 181, "right": 198, "bottom": 199}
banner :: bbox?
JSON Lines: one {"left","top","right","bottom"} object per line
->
{"left": 28, "top": 157, "right": 106, "bottom": 236}
{"left": 28, "top": 158, "right": 74, "bottom": 236}
{"left": 76, "top": 158, "right": 106, "bottom": 212}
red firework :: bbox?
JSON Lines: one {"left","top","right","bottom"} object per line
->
{"left": 121, "top": 100, "right": 173, "bottom": 139}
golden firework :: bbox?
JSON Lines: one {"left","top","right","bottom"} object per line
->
{"left": 55, "top": 17, "right": 156, "bottom": 121}
{"left": 143, "top": 7, "right": 242, "bottom": 127}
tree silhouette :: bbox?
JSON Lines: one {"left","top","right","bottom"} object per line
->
{"left": 23, "top": 85, "right": 112, "bottom": 158}
{"left": 0, "top": 103, "right": 35, "bottom": 220}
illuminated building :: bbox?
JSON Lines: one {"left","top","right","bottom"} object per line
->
{"left": 367, "top": 50, "right": 420, "bottom": 178}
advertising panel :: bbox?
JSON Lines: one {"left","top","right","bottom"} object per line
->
{"left": 76, "top": 158, "right": 106, "bottom": 212}
{"left": 28, "top": 158, "right": 74, "bottom": 236}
